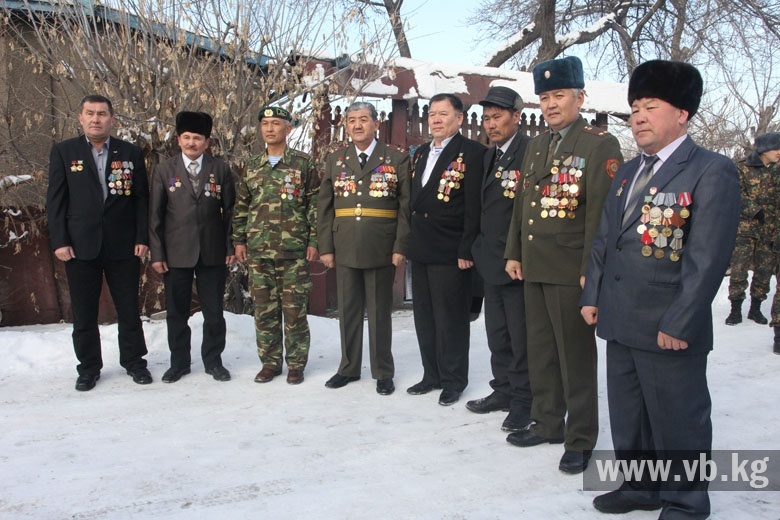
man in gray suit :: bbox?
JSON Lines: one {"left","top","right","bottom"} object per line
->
{"left": 318, "top": 102, "right": 411, "bottom": 395}
{"left": 581, "top": 61, "right": 740, "bottom": 518}
{"left": 149, "top": 111, "right": 236, "bottom": 383}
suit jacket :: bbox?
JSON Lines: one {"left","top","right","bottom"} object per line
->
{"left": 581, "top": 136, "right": 740, "bottom": 353}
{"left": 46, "top": 135, "right": 149, "bottom": 261}
{"left": 505, "top": 116, "right": 622, "bottom": 285}
{"left": 472, "top": 131, "right": 530, "bottom": 285}
{"left": 317, "top": 140, "right": 411, "bottom": 269}
{"left": 408, "top": 133, "right": 486, "bottom": 264}
{"left": 149, "top": 154, "right": 236, "bottom": 268}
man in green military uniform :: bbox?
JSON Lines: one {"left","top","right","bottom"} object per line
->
{"left": 232, "top": 106, "right": 319, "bottom": 385}
{"left": 726, "top": 131, "right": 780, "bottom": 327}
{"left": 318, "top": 101, "right": 411, "bottom": 395}
{"left": 504, "top": 56, "right": 623, "bottom": 474}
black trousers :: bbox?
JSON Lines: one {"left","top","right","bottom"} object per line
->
{"left": 483, "top": 280, "right": 531, "bottom": 413}
{"left": 412, "top": 262, "right": 471, "bottom": 392}
{"left": 335, "top": 264, "right": 395, "bottom": 380}
{"left": 607, "top": 341, "right": 711, "bottom": 519}
{"left": 64, "top": 254, "right": 147, "bottom": 376}
{"left": 164, "top": 261, "right": 227, "bottom": 371}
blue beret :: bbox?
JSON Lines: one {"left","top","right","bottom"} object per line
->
{"left": 532, "top": 56, "right": 585, "bottom": 95}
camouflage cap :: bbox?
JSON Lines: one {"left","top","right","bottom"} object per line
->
{"left": 258, "top": 106, "right": 292, "bottom": 121}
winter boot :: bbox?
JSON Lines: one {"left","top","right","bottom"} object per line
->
{"left": 747, "top": 298, "right": 768, "bottom": 325}
{"left": 774, "top": 327, "right": 780, "bottom": 355}
{"left": 725, "top": 299, "right": 743, "bottom": 325}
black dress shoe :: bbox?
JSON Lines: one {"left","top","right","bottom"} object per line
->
{"left": 593, "top": 490, "right": 662, "bottom": 514}
{"left": 75, "top": 373, "right": 100, "bottom": 391}
{"left": 126, "top": 367, "right": 153, "bottom": 385}
{"left": 162, "top": 366, "right": 191, "bottom": 383}
{"left": 206, "top": 365, "right": 231, "bottom": 381}
{"left": 465, "top": 392, "right": 511, "bottom": 414}
{"left": 559, "top": 449, "right": 592, "bottom": 474}
{"left": 376, "top": 378, "right": 395, "bottom": 395}
{"left": 324, "top": 373, "right": 360, "bottom": 389}
{"left": 406, "top": 381, "right": 440, "bottom": 395}
{"left": 501, "top": 410, "right": 532, "bottom": 432}
{"left": 438, "top": 388, "right": 461, "bottom": 406}
{"left": 506, "top": 428, "right": 564, "bottom": 447}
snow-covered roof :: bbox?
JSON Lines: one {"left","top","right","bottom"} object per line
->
{"left": 349, "top": 57, "right": 629, "bottom": 116}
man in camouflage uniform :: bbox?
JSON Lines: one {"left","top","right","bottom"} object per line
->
{"left": 726, "top": 131, "right": 780, "bottom": 327}
{"left": 232, "top": 106, "right": 319, "bottom": 384}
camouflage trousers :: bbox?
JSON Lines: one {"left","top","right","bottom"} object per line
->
{"left": 770, "top": 262, "right": 780, "bottom": 327}
{"left": 248, "top": 257, "right": 312, "bottom": 370}
{"left": 727, "top": 234, "right": 774, "bottom": 302}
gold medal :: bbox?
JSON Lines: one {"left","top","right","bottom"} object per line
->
{"left": 669, "top": 251, "right": 680, "bottom": 262}
{"left": 541, "top": 210, "right": 548, "bottom": 218}
{"left": 654, "top": 248, "right": 665, "bottom": 259}
{"left": 648, "top": 228, "right": 659, "bottom": 238}
{"left": 437, "top": 193, "right": 444, "bottom": 200}
{"left": 443, "top": 195, "right": 450, "bottom": 202}
{"left": 568, "top": 211, "right": 575, "bottom": 219}
{"left": 679, "top": 208, "right": 690, "bottom": 219}
{"left": 641, "top": 245, "right": 653, "bottom": 257}
{"left": 558, "top": 210, "right": 566, "bottom": 219}
{"left": 662, "top": 227, "right": 673, "bottom": 237}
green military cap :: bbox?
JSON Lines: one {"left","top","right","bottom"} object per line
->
{"left": 258, "top": 106, "right": 292, "bottom": 121}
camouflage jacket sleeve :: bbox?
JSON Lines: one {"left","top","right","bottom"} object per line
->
{"left": 231, "top": 173, "right": 251, "bottom": 245}
{"left": 304, "top": 154, "right": 320, "bottom": 250}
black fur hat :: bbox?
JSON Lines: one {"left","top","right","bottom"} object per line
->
{"left": 755, "top": 132, "right": 780, "bottom": 155}
{"left": 175, "top": 111, "right": 213, "bottom": 138}
{"left": 628, "top": 60, "right": 703, "bottom": 120}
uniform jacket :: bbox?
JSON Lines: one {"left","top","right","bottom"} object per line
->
{"left": 232, "top": 147, "right": 319, "bottom": 260}
{"left": 505, "top": 116, "right": 622, "bottom": 285}
{"left": 318, "top": 140, "right": 411, "bottom": 269}
{"left": 735, "top": 153, "right": 777, "bottom": 239}
{"left": 408, "top": 132, "right": 486, "bottom": 265}
{"left": 581, "top": 136, "right": 740, "bottom": 353}
{"left": 472, "top": 131, "right": 530, "bottom": 285}
{"left": 149, "top": 154, "right": 236, "bottom": 268}
{"left": 46, "top": 135, "right": 149, "bottom": 261}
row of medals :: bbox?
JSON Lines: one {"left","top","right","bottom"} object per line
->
{"left": 496, "top": 168, "right": 520, "bottom": 198}
{"left": 369, "top": 172, "right": 397, "bottom": 198}
{"left": 108, "top": 165, "right": 133, "bottom": 196}
{"left": 334, "top": 174, "right": 356, "bottom": 197}
{"left": 281, "top": 172, "right": 302, "bottom": 200}
{"left": 437, "top": 158, "right": 466, "bottom": 202}
{"left": 167, "top": 175, "right": 222, "bottom": 198}
{"left": 636, "top": 190, "right": 692, "bottom": 262}
{"left": 539, "top": 158, "right": 584, "bottom": 219}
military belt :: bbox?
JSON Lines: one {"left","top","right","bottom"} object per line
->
{"left": 335, "top": 208, "right": 397, "bottom": 218}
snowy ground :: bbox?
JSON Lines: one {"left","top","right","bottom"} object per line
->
{"left": 1, "top": 278, "right": 778, "bottom": 519}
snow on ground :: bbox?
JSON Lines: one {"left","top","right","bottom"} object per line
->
{"left": 1, "top": 278, "right": 778, "bottom": 519}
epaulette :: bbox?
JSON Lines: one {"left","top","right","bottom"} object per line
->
{"left": 582, "top": 125, "right": 611, "bottom": 137}
{"left": 288, "top": 148, "right": 312, "bottom": 161}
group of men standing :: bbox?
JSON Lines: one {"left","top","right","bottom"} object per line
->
{"left": 47, "top": 55, "right": 743, "bottom": 519}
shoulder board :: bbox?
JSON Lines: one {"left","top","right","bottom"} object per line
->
{"left": 288, "top": 149, "right": 312, "bottom": 161}
{"left": 582, "top": 125, "right": 611, "bottom": 137}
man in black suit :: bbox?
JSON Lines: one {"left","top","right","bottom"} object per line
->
{"left": 407, "top": 93, "right": 487, "bottom": 406}
{"left": 468, "top": 87, "right": 532, "bottom": 432}
{"left": 46, "top": 94, "right": 151, "bottom": 391}
{"left": 581, "top": 61, "right": 740, "bottom": 518}
{"left": 149, "top": 111, "right": 236, "bottom": 383}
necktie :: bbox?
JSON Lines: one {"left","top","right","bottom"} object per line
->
{"left": 622, "top": 154, "right": 659, "bottom": 225}
{"left": 188, "top": 161, "right": 199, "bottom": 193}
{"left": 495, "top": 148, "right": 504, "bottom": 162}
{"left": 546, "top": 132, "right": 561, "bottom": 166}
{"left": 359, "top": 152, "right": 368, "bottom": 169}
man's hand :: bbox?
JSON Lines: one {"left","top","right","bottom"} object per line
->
{"left": 392, "top": 253, "right": 406, "bottom": 267}
{"left": 320, "top": 253, "right": 335, "bottom": 269}
{"left": 225, "top": 255, "right": 236, "bottom": 265}
{"left": 54, "top": 246, "right": 75, "bottom": 262}
{"left": 580, "top": 275, "right": 586, "bottom": 289}
{"left": 235, "top": 244, "right": 247, "bottom": 263}
{"left": 457, "top": 258, "right": 474, "bottom": 270}
{"left": 152, "top": 261, "right": 168, "bottom": 274}
{"left": 134, "top": 244, "right": 149, "bottom": 258}
{"left": 505, "top": 260, "right": 523, "bottom": 280}
{"left": 581, "top": 305, "right": 598, "bottom": 325}
{"left": 306, "top": 246, "right": 319, "bottom": 262}
{"left": 658, "top": 331, "right": 688, "bottom": 351}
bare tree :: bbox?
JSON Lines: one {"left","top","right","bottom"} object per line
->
{"left": 348, "top": 0, "right": 412, "bottom": 58}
